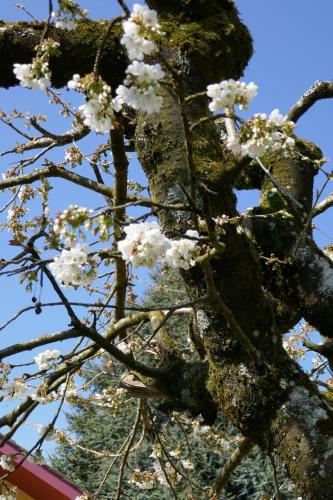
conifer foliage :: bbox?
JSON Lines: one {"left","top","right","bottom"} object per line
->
{"left": 52, "top": 271, "right": 297, "bottom": 499}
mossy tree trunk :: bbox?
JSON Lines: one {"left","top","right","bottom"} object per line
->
{"left": 1, "top": 1, "right": 333, "bottom": 497}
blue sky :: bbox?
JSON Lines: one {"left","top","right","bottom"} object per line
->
{"left": 0, "top": 0, "right": 332, "bottom": 454}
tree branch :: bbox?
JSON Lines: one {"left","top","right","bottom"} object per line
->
{"left": 110, "top": 121, "right": 129, "bottom": 335}
{"left": 313, "top": 192, "right": 333, "bottom": 217}
{"left": 0, "top": 328, "right": 81, "bottom": 360}
{"left": 211, "top": 437, "right": 254, "bottom": 498}
{"left": 287, "top": 80, "right": 333, "bottom": 123}
{"left": 1, "top": 124, "right": 90, "bottom": 155}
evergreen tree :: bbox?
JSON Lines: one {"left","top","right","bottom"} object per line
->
{"left": 52, "top": 270, "right": 297, "bottom": 499}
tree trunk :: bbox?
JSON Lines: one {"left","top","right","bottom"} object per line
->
{"left": 1, "top": 1, "right": 333, "bottom": 497}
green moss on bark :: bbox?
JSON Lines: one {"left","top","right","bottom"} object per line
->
{"left": 0, "top": 20, "right": 127, "bottom": 89}
{"left": 259, "top": 139, "right": 322, "bottom": 216}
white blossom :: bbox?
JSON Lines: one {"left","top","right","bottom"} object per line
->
{"left": 67, "top": 75, "right": 115, "bottom": 133}
{"left": 51, "top": 1, "right": 88, "bottom": 31}
{"left": 121, "top": 3, "right": 161, "bottom": 61}
{"left": 58, "top": 382, "right": 77, "bottom": 398}
{"left": 121, "top": 32, "right": 156, "bottom": 62}
{"left": 35, "top": 424, "right": 54, "bottom": 441}
{"left": 128, "top": 3, "right": 160, "bottom": 32}
{"left": 0, "top": 490, "right": 17, "bottom": 500}
{"left": 13, "top": 62, "right": 50, "bottom": 90}
{"left": 49, "top": 243, "right": 100, "bottom": 288}
{"left": 226, "top": 135, "right": 243, "bottom": 156}
{"left": 114, "top": 62, "right": 164, "bottom": 114}
{"left": 52, "top": 11, "right": 76, "bottom": 30}
{"left": 169, "top": 448, "right": 181, "bottom": 458}
{"left": 54, "top": 204, "right": 93, "bottom": 244}
{"left": 118, "top": 223, "right": 200, "bottom": 269}
{"left": 129, "top": 469, "right": 156, "bottom": 490}
{"left": 153, "top": 460, "right": 182, "bottom": 486}
{"left": 207, "top": 79, "right": 257, "bottom": 111}
{"left": 34, "top": 349, "right": 61, "bottom": 371}
{"left": 117, "top": 4, "right": 164, "bottom": 114}
{"left": 118, "top": 221, "right": 171, "bottom": 268}
{"left": 181, "top": 458, "right": 195, "bottom": 470}
{"left": 269, "top": 108, "right": 287, "bottom": 126}
{"left": 3, "top": 379, "right": 28, "bottom": 400}
{"left": 0, "top": 455, "right": 15, "bottom": 472}
{"left": 30, "top": 392, "right": 50, "bottom": 404}
{"left": 67, "top": 73, "right": 81, "bottom": 90}
{"left": 114, "top": 84, "right": 163, "bottom": 114}
{"left": 126, "top": 60, "right": 165, "bottom": 85}
{"left": 79, "top": 95, "right": 114, "bottom": 133}
{"left": 165, "top": 230, "right": 200, "bottom": 270}
{"left": 117, "top": 341, "right": 131, "bottom": 354}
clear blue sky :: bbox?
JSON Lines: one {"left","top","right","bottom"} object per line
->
{"left": 0, "top": 0, "right": 332, "bottom": 453}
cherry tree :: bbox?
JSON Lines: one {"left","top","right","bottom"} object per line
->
{"left": 0, "top": 1, "right": 333, "bottom": 498}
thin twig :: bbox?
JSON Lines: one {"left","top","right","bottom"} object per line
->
{"left": 211, "top": 437, "right": 254, "bottom": 498}
{"left": 256, "top": 156, "right": 304, "bottom": 212}
{"left": 115, "top": 400, "right": 142, "bottom": 500}
{"left": 269, "top": 454, "right": 282, "bottom": 500}
{"left": 117, "top": 0, "right": 130, "bottom": 16}
{"left": 94, "top": 16, "right": 123, "bottom": 77}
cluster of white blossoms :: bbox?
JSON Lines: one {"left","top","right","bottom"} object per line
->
{"left": 30, "top": 380, "right": 77, "bottom": 404}
{"left": 34, "top": 349, "right": 61, "bottom": 371}
{"left": 52, "top": 0, "right": 88, "bottom": 30}
{"left": 226, "top": 109, "right": 295, "bottom": 158}
{"left": 68, "top": 74, "right": 116, "bottom": 133}
{"left": 0, "top": 488, "right": 17, "bottom": 500}
{"left": 115, "top": 4, "right": 165, "bottom": 114}
{"left": 121, "top": 3, "right": 162, "bottom": 61}
{"left": 114, "top": 60, "right": 165, "bottom": 114}
{"left": 205, "top": 78, "right": 297, "bottom": 159}
{"left": 66, "top": 5, "right": 164, "bottom": 124}
{"left": 34, "top": 423, "right": 55, "bottom": 441}
{"left": 118, "top": 221, "right": 170, "bottom": 268}
{"left": 52, "top": 11, "right": 75, "bottom": 30}
{"left": 2, "top": 378, "right": 29, "bottom": 400}
{"left": 118, "top": 222, "right": 200, "bottom": 270}
{"left": 207, "top": 79, "right": 258, "bottom": 112}
{"left": 13, "top": 39, "right": 60, "bottom": 91}
{"left": 283, "top": 333, "right": 306, "bottom": 359}
{"left": 129, "top": 470, "right": 156, "bottom": 490}
{"left": 129, "top": 459, "right": 182, "bottom": 491}
{"left": 153, "top": 460, "right": 182, "bottom": 487}
{"left": 164, "top": 230, "right": 200, "bottom": 269}
{"left": 53, "top": 204, "right": 93, "bottom": 244}
{"left": 64, "top": 145, "right": 84, "bottom": 167}
{"left": 13, "top": 61, "right": 51, "bottom": 90}
{"left": 49, "top": 243, "right": 100, "bottom": 288}
{"left": 0, "top": 455, "right": 15, "bottom": 473}
{"left": 79, "top": 89, "right": 115, "bottom": 133}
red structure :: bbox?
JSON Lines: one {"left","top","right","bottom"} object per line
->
{"left": 0, "top": 439, "right": 84, "bottom": 500}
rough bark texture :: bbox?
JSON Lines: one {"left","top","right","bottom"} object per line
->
{"left": 135, "top": 2, "right": 333, "bottom": 498}
{"left": 1, "top": 1, "right": 333, "bottom": 498}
